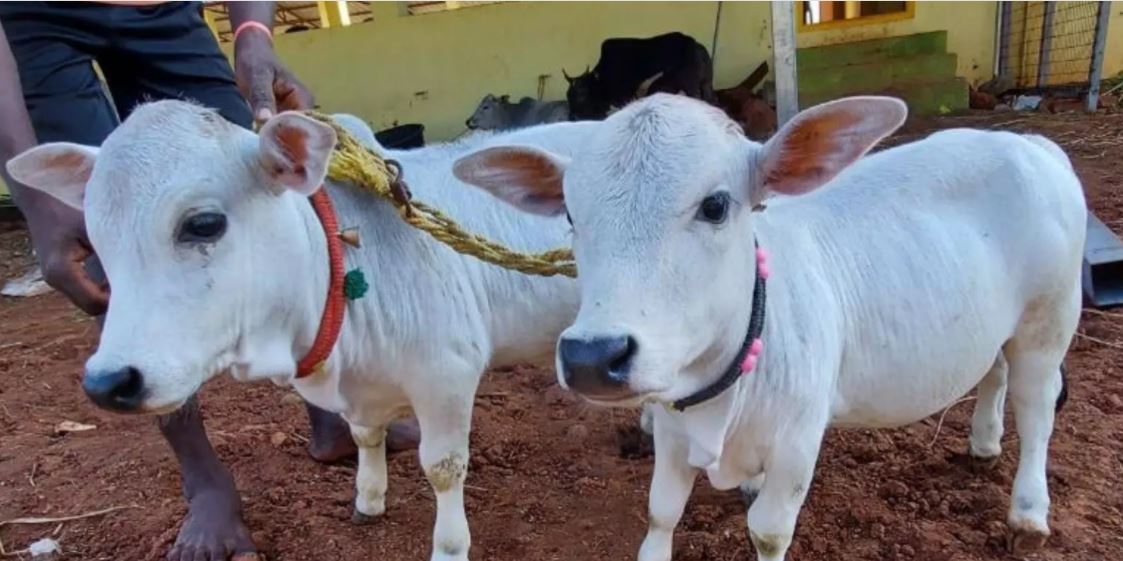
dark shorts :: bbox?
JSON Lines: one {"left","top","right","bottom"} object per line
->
{"left": 0, "top": 0, "right": 252, "bottom": 146}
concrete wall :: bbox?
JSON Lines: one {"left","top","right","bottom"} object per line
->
{"left": 221, "top": 1, "right": 999, "bottom": 141}
{"left": 230, "top": 2, "right": 771, "bottom": 140}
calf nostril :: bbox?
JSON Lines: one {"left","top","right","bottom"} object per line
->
{"left": 116, "top": 367, "right": 144, "bottom": 400}
{"left": 609, "top": 336, "right": 638, "bottom": 373}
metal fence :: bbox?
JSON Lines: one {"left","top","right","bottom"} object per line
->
{"left": 997, "top": 1, "right": 1112, "bottom": 94}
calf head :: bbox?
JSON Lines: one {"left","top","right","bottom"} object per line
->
{"left": 6, "top": 100, "right": 338, "bottom": 414}
{"left": 564, "top": 66, "right": 608, "bottom": 120}
{"left": 466, "top": 93, "right": 511, "bottom": 130}
{"left": 454, "top": 94, "right": 905, "bottom": 406}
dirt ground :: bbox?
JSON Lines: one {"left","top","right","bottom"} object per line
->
{"left": 2, "top": 111, "right": 1123, "bottom": 561}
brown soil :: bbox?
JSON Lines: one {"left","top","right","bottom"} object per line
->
{"left": 3, "top": 112, "right": 1123, "bottom": 561}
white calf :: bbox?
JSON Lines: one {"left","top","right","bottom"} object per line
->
{"left": 6, "top": 101, "right": 595, "bottom": 561}
{"left": 454, "top": 94, "right": 1084, "bottom": 560}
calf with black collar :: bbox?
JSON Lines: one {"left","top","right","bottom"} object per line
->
{"left": 454, "top": 94, "right": 1083, "bottom": 561}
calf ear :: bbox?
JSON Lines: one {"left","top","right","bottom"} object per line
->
{"left": 5, "top": 143, "right": 99, "bottom": 211}
{"left": 453, "top": 145, "right": 569, "bottom": 216}
{"left": 258, "top": 112, "right": 337, "bottom": 196}
{"left": 757, "top": 96, "right": 906, "bottom": 197}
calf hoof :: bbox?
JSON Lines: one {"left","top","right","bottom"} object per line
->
{"left": 1007, "top": 524, "right": 1049, "bottom": 556}
{"left": 351, "top": 508, "right": 381, "bottom": 525}
{"left": 968, "top": 452, "right": 1001, "bottom": 471}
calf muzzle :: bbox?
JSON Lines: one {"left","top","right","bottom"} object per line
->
{"left": 558, "top": 335, "right": 636, "bottom": 398}
{"left": 83, "top": 366, "right": 145, "bottom": 412}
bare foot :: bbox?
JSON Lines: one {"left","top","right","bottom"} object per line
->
{"left": 305, "top": 403, "right": 421, "bottom": 463}
{"left": 167, "top": 487, "right": 257, "bottom": 561}
{"left": 385, "top": 418, "right": 421, "bottom": 453}
{"left": 157, "top": 397, "right": 258, "bottom": 561}
{"left": 306, "top": 402, "right": 358, "bottom": 463}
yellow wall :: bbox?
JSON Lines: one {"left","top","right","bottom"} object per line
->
{"left": 230, "top": 1, "right": 998, "bottom": 142}
{"left": 242, "top": 1, "right": 771, "bottom": 141}
{"left": 795, "top": 1, "right": 997, "bottom": 84}
{"left": 1106, "top": 3, "right": 1123, "bottom": 78}
{"left": 0, "top": 1, "right": 1007, "bottom": 198}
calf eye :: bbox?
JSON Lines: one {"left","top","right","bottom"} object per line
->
{"left": 177, "top": 212, "right": 227, "bottom": 243}
{"left": 697, "top": 192, "right": 731, "bottom": 224}
{"left": 565, "top": 211, "right": 573, "bottom": 226}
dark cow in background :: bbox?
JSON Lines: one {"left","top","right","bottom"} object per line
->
{"left": 564, "top": 31, "right": 715, "bottom": 120}
{"left": 466, "top": 94, "right": 570, "bottom": 131}
{"left": 714, "top": 61, "right": 777, "bottom": 140}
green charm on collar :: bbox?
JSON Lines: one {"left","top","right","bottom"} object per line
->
{"left": 343, "top": 268, "right": 369, "bottom": 301}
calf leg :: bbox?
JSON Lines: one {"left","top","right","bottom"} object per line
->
{"left": 969, "top": 353, "right": 1008, "bottom": 466}
{"left": 637, "top": 415, "right": 697, "bottom": 561}
{"left": 1005, "top": 351, "right": 1063, "bottom": 555}
{"left": 746, "top": 424, "right": 824, "bottom": 561}
{"left": 412, "top": 385, "right": 477, "bottom": 561}
{"left": 349, "top": 422, "right": 389, "bottom": 523}
{"left": 1002, "top": 286, "right": 1077, "bottom": 555}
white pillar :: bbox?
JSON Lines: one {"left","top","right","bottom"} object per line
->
{"left": 771, "top": 1, "right": 800, "bottom": 124}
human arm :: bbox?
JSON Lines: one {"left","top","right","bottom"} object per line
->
{"left": 0, "top": 21, "right": 108, "bottom": 314}
{"left": 227, "top": 2, "right": 314, "bottom": 123}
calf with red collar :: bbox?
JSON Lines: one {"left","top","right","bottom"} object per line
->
{"left": 7, "top": 101, "right": 595, "bottom": 561}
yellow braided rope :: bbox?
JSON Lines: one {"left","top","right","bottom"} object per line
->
{"left": 306, "top": 112, "right": 576, "bottom": 278}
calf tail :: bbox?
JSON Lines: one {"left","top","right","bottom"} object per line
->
{"left": 1055, "top": 362, "right": 1069, "bottom": 413}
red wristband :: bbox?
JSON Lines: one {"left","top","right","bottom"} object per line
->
{"left": 233, "top": 21, "right": 272, "bottom": 43}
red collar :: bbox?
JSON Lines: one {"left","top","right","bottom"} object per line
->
{"left": 295, "top": 188, "right": 347, "bottom": 378}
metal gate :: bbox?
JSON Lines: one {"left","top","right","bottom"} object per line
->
{"left": 997, "top": 1, "right": 1112, "bottom": 100}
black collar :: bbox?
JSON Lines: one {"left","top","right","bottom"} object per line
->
{"left": 671, "top": 240, "right": 767, "bottom": 412}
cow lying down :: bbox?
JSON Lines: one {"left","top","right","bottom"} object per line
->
{"left": 6, "top": 101, "right": 598, "bottom": 561}
{"left": 454, "top": 94, "right": 1084, "bottom": 561}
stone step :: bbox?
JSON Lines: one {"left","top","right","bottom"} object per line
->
{"left": 797, "top": 30, "right": 949, "bottom": 70}
{"left": 799, "top": 52, "right": 959, "bottom": 98}
{"left": 799, "top": 76, "right": 969, "bottom": 116}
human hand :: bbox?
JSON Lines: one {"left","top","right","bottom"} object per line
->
{"left": 234, "top": 33, "right": 314, "bottom": 123}
{"left": 23, "top": 196, "right": 108, "bottom": 315}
